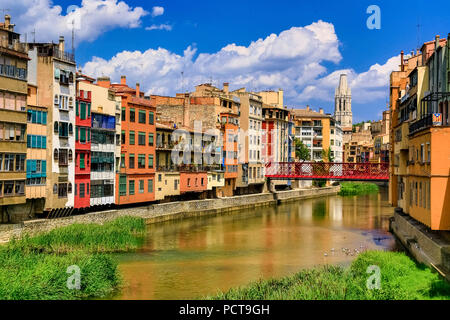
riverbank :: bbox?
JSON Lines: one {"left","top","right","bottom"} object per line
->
{"left": 0, "top": 186, "right": 340, "bottom": 243}
{"left": 390, "top": 210, "right": 450, "bottom": 282}
{"left": 0, "top": 217, "right": 145, "bottom": 300}
{"left": 211, "top": 251, "right": 450, "bottom": 300}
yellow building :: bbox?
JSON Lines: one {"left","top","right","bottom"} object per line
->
{"left": 0, "top": 15, "right": 28, "bottom": 222}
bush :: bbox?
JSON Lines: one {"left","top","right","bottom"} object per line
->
{"left": 339, "top": 182, "right": 379, "bottom": 196}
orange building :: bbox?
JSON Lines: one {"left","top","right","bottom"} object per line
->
{"left": 220, "top": 112, "right": 239, "bottom": 196}
{"left": 390, "top": 35, "right": 450, "bottom": 231}
{"left": 99, "top": 76, "right": 156, "bottom": 206}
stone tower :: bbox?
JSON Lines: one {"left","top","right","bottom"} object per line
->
{"left": 334, "top": 74, "right": 353, "bottom": 128}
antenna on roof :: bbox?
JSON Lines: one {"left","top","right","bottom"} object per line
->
{"left": 416, "top": 16, "right": 421, "bottom": 49}
{"left": 31, "top": 28, "right": 35, "bottom": 43}
{"left": 71, "top": 19, "right": 75, "bottom": 56}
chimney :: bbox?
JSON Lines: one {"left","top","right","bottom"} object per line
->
{"left": 400, "top": 51, "right": 404, "bottom": 72}
{"left": 97, "top": 77, "right": 111, "bottom": 88}
{"left": 183, "top": 93, "right": 190, "bottom": 127}
{"left": 223, "top": 83, "right": 229, "bottom": 94}
{"left": 136, "top": 83, "right": 140, "bottom": 97}
{"left": 319, "top": 108, "right": 324, "bottom": 114}
{"left": 4, "top": 15, "right": 11, "bottom": 30}
{"left": 58, "top": 36, "right": 65, "bottom": 52}
{"left": 306, "top": 105, "right": 310, "bottom": 111}
{"left": 121, "top": 75, "right": 126, "bottom": 85}
{"left": 435, "top": 35, "right": 440, "bottom": 50}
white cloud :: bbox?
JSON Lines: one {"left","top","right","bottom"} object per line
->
{"left": 151, "top": 6, "right": 164, "bottom": 17}
{"left": 146, "top": 24, "right": 172, "bottom": 31}
{"left": 5, "top": 0, "right": 148, "bottom": 44}
{"left": 83, "top": 20, "right": 398, "bottom": 107}
{"left": 297, "top": 55, "right": 400, "bottom": 103}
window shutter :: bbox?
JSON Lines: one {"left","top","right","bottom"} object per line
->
{"left": 42, "top": 161, "right": 46, "bottom": 177}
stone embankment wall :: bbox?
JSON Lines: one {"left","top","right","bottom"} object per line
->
{"left": 0, "top": 186, "right": 340, "bottom": 243}
{"left": 391, "top": 211, "right": 450, "bottom": 281}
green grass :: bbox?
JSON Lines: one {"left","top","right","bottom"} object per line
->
{"left": 210, "top": 251, "right": 450, "bottom": 300}
{"left": 0, "top": 216, "right": 147, "bottom": 300}
{"left": 8, "top": 216, "right": 146, "bottom": 254}
{"left": 339, "top": 182, "right": 379, "bottom": 196}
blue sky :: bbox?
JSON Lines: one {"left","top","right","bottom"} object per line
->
{"left": 6, "top": 0, "right": 450, "bottom": 123}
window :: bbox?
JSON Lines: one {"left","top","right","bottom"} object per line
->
{"left": 130, "top": 108, "right": 135, "bottom": 122}
{"left": 58, "top": 183, "right": 68, "bottom": 198}
{"left": 149, "top": 133, "right": 154, "bottom": 146}
{"left": 15, "top": 155, "right": 25, "bottom": 171}
{"left": 119, "top": 175, "right": 127, "bottom": 196}
{"left": 148, "top": 179, "right": 153, "bottom": 193}
{"left": 4, "top": 181, "right": 14, "bottom": 196}
{"left": 139, "top": 180, "right": 144, "bottom": 194}
{"left": 121, "top": 131, "right": 126, "bottom": 144}
{"left": 426, "top": 143, "right": 431, "bottom": 163}
{"left": 121, "top": 108, "right": 126, "bottom": 121}
{"left": 80, "top": 153, "right": 85, "bottom": 169}
{"left": 129, "top": 180, "right": 135, "bottom": 195}
{"left": 59, "top": 149, "right": 68, "bottom": 166}
{"left": 79, "top": 183, "right": 85, "bottom": 198}
{"left": 139, "top": 110, "right": 146, "bottom": 124}
{"left": 129, "top": 131, "right": 135, "bottom": 145}
{"left": 14, "top": 181, "right": 25, "bottom": 195}
{"left": 4, "top": 154, "right": 14, "bottom": 172}
{"left": 138, "top": 132, "right": 146, "bottom": 146}
{"left": 148, "top": 155, "right": 154, "bottom": 169}
{"left": 138, "top": 154, "right": 146, "bottom": 169}
{"left": 129, "top": 154, "right": 135, "bottom": 169}
{"left": 149, "top": 112, "right": 154, "bottom": 125}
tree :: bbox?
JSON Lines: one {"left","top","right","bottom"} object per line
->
{"left": 295, "top": 138, "right": 310, "bottom": 161}
{"left": 322, "top": 147, "right": 335, "bottom": 163}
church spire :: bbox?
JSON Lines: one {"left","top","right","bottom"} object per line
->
{"left": 334, "top": 74, "right": 353, "bottom": 128}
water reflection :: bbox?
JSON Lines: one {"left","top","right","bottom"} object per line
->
{"left": 112, "top": 189, "right": 396, "bottom": 300}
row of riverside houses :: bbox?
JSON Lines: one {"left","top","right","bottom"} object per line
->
{"left": 389, "top": 34, "right": 450, "bottom": 231}
{"left": 0, "top": 15, "right": 344, "bottom": 223}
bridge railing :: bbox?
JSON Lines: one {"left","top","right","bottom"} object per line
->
{"left": 265, "top": 162, "right": 389, "bottom": 180}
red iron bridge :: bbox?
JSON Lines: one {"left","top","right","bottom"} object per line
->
{"left": 265, "top": 162, "right": 389, "bottom": 181}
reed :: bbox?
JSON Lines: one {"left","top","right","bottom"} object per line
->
{"left": 8, "top": 216, "right": 146, "bottom": 254}
{"left": 0, "top": 216, "right": 147, "bottom": 300}
{"left": 210, "top": 251, "right": 450, "bottom": 300}
{"left": 338, "top": 182, "right": 379, "bottom": 196}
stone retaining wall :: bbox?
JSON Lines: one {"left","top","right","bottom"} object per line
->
{"left": 0, "top": 187, "right": 340, "bottom": 243}
{"left": 391, "top": 211, "right": 450, "bottom": 280}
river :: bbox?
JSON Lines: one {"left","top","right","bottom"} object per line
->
{"left": 111, "top": 188, "right": 397, "bottom": 300}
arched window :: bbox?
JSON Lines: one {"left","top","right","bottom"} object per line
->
{"left": 53, "top": 184, "right": 58, "bottom": 194}
{"left": 69, "top": 123, "right": 73, "bottom": 135}
{"left": 54, "top": 121, "right": 59, "bottom": 133}
{"left": 54, "top": 94, "right": 59, "bottom": 105}
{"left": 54, "top": 149, "right": 59, "bottom": 160}
{"left": 68, "top": 150, "right": 73, "bottom": 161}
{"left": 69, "top": 72, "right": 74, "bottom": 83}
{"left": 68, "top": 183, "right": 72, "bottom": 193}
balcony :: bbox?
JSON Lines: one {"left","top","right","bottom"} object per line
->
{"left": 37, "top": 46, "right": 75, "bottom": 64}
{"left": 409, "top": 114, "right": 434, "bottom": 135}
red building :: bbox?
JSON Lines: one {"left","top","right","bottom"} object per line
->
{"left": 74, "top": 81, "right": 92, "bottom": 209}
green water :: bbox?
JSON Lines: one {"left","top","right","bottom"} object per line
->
{"left": 112, "top": 189, "right": 397, "bottom": 300}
